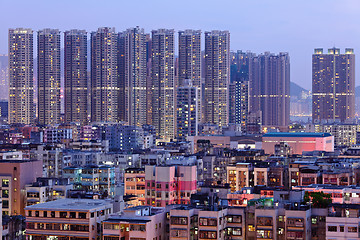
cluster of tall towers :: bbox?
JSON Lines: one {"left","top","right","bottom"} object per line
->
{"left": 8, "top": 27, "right": 232, "bottom": 140}
{"left": 9, "top": 27, "right": 293, "bottom": 140}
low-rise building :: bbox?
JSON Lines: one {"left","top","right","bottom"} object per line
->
{"left": 25, "top": 198, "right": 113, "bottom": 240}
{"left": 145, "top": 165, "right": 197, "bottom": 207}
{"left": 0, "top": 159, "right": 43, "bottom": 215}
{"left": 326, "top": 204, "right": 360, "bottom": 240}
{"left": 102, "top": 206, "right": 167, "bottom": 240}
{"left": 25, "top": 178, "right": 73, "bottom": 206}
{"left": 63, "top": 165, "right": 116, "bottom": 196}
{"left": 262, "top": 132, "right": 334, "bottom": 155}
{"left": 169, "top": 206, "right": 246, "bottom": 239}
{"left": 43, "top": 127, "right": 72, "bottom": 144}
{"left": 307, "top": 123, "right": 357, "bottom": 147}
{"left": 36, "top": 145, "right": 64, "bottom": 178}
{"left": 124, "top": 168, "right": 145, "bottom": 206}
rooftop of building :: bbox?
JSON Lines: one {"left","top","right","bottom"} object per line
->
{"left": 295, "top": 184, "right": 360, "bottom": 190}
{"left": 0, "top": 159, "right": 39, "bottom": 163}
{"left": 63, "top": 165, "right": 114, "bottom": 170}
{"left": 104, "top": 206, "right": 164, "bottom": 223}
{"left": 104, "top": 218, "right": 150, "bottom": 224}
{"left": 172, "top": 205, "right": 196, "bottom": 211}
{"left": 25, "top": 198, "right": 111, "bottom": 211}
{"left": 331, "top": 203, "right": 360, "bottom": 209}
{"left": 125, "top": 168, "right": 145, "bottom": 173}
{"left": 263, "top": 132, "right": 332, "bottom": 138}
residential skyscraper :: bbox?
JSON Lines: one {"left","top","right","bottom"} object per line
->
{"left": 312, "top": 48, "right": 355, "bottom": 123}
{"left": 64, "top": 30, "right": 88, "bottom": 124}
{"left": 145, "top": 34, "right": 153, "bottom": 125}
{"left": 38, "top": 29, "right": 61, "bottom": 125}
{"left": 204, "top": 31, "right": 230, "bottom": 127}
{"left": 91, "top": 27, "right": 119, "bottom": 122}
{"left": 178, "top": 30, "right": 202, "bottom": 122}
{"left": 229, "top": 50, "right": 253, "bottom": 128}
{"left": 0, "top": 55, "right": 9, "bottom": 101}
{"left": 8, "top": 28, "right": 34, "bottom": 124}
{"left": 249, "top": 52, "right": 290, "bottom": 128}
{"left": 118, "top": 27, "right": 147, "bottom": 127}
{"left": 176, "top": 79, "right": 199, "bottom": 141}
{"left": 151, "top": 29, "right": 175, "bottom": 140}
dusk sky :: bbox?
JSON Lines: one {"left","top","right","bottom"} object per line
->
{"left": 1, "top": 0, "right": 360, "bottom": 89}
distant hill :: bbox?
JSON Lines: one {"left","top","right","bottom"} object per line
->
{"left": 356, "top": 86, "right": 360, "bottom": 98}
{"left": 290, "top": 82, "right": 308, "bottom": 98}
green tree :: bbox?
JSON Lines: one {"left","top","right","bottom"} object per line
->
{"left": 304, "top": 191, "right": 332, "bottom": 208}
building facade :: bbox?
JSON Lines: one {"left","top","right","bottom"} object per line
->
{"left": 64, "top": 29, "right": 88, "bottom": 124}
{"left": 176, "top": 80, "right": 199, "bottom": 141}
{"left": 230, "top": 51, "right": 253, "bottom": 128}
{"left": 204, "top": 30, "right": 230, "bottom": 127}
{"left": 178, "top": 30, "right": 202, "bottom": 122}
{"left": 25, "top": 199, "right": 113, "bottom": 240}
{"left": 0, "top": 159, "right": 43, "bottom": 216}
{"left": 8, "top": 28, "right": 34, "bottom": 124}
{"left": 91, "top": 27, "right": 119, "bottom": 122}
{"left": 262, "top": 132, "right": 334, "bottom": 155}
{"left": 151, "top": 29, "right": 175, "bottom": 141}
{"left": 249, "top": 52, "right": 290, "bottom": 129}
{"left": 103, "top": 206, "right": 167, "bottom": 240}
{"left": 312, "top": 48, "right": 355, "bottom": 123}
{"left": 37, "top": 29, "right": 61, "bottom": 125}
{"left": 118, "top": 27, "right": 148, "bottom": 127}
{"left": 145, "top": 165, "right": 197, "bottom": 207}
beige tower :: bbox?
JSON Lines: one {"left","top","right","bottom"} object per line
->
{"left": 9, "top": 28, "right": 34, "bottom": 124}
{"left": 64, "top": 29, "right": 88, "bottom": 124}
{"left": 178, "top": 30, "right": 202, "bottom": 122}
{"left": 204, "top": 30, "right": 230, "bottom": 127}
{"left": 151, "top": 29, "right": 175, "bottom": 141}
{"left": 119, "top": 27, "right": 147, "bottom": 127}
{"left": 38, "top": 29, "right": 61, "bottom": 125}
{"left": 91, "top": 27, "right": 119, "bottom": 122}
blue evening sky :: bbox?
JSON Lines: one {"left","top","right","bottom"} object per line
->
{"left": 1, "top": 0, "right": 359, "bottom": 89}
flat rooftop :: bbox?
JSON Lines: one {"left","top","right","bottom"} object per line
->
{"left": 25, "top": 198, "right": 111, "bottom": 211}
{"left": 263, "top": 132, "right": 332, "bottom": 138}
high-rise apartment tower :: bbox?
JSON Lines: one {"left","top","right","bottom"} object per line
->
{"left": 178, "top": 30, "right": 202, "bottom": 122}
{"left": 118, "top": 27, "right": 147, "bottom": 127}
{"left": 151, "top": 29, "right": 175, "bottom": 141}
{"left": 8, "top": 28, "right": 34, "bottom": 124}
{"left": 64, "top": 29, "right": 88, "bottom": 124}
{"left": 312, "top": 48, "right": 355, "bottom": 123}
{"left": 204, "top": 31, "right": 230, "bottom": 127}
{"left": 249, "top": 52, "right": 290, "bottom": 129}
{"left": 91, "top": 27, "right": 119, "bottom": 122}
{"left": 38, "top": 29, "right": 61, "bottom": 125}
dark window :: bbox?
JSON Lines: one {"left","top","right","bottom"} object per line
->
{"left": 46, "top": 223, "right": 52, "bottom": 230}
{"left": 60, "top": 212, "right": 67, "bottom": 218}
{"left": 2, "top": 200, "right": 8, "bottom": 208}
{"left": 27, "top": 223, "right": 35, "bottom": 229}
{"left": 170, "top": 217, "right": 188, "bottom": 225}
{"left": 328, "top": 226, "right": 337, "bottom": 232}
